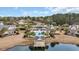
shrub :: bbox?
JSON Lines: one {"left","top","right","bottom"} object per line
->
{"left": 24, "top": 31, "right": 35, "bottom": 38}
{"left": 49, "top": 30, "right": 55, "bottom": 38}
{"left": 64, "top": 27, "right": 69, "bottom": 35}
{"left": 41, "top": 32, "right": 48, "bottom": 35}
{"left": 29, "top": 32, "right": 35, "bottom": 36}
{"left": 23, "top": 32, "right": 30, "bottom": 38}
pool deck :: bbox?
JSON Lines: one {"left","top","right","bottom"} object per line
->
{"left": 0, "top": 33, "right": 79, "bottom": 50}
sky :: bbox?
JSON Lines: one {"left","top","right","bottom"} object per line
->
{"left": 0, "top": 7, "right": 79, "bottom": 17}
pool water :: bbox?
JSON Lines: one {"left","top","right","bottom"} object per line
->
{"left": 7, "top": 43, "right": 79, "bottom": 51}
{"left": 34, "top": 29, "right": 44, "bottom": 40}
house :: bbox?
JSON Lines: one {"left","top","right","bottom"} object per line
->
{"left": 0, "top": 22, "right": 4, "bottom": 31}
{"left": 0, "top": 21, "right": 17, "bottom": 36}
{"left": 69, "top": 24, "right": 77, "bottom": 36}
{"left": 7, "top": 25, "right": 16, "bottom": 35}
{"left": 3, "top": 25, "right": 16, "bottom": 35}
{"left": 0, "top": 22, "right": 4, "bottom": 25}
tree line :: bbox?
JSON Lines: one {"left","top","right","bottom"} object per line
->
{"left": 0, "top": 13, "right": 79, "bottom": 25}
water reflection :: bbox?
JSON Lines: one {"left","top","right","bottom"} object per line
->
{"left": 48, "top": 43, "right": 79, "bottom": 51}
{"left": 7, "top": 45, "right": 30, "bottom": 51}
{"left": 29, "top": 46, "right": 45, "bottom": 51}
{"left": 29, "top": 45, "right": 49, "bottom": 51}
{"left": 76, "top": 44, "right": 79, "bottom": 47}
{"left": 50, "top": 42, "right": 59, "bottom": 47}
{"left": 7, "top": 43, "right": 79, "bottom": 51}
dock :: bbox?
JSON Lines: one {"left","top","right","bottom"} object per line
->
{"left": 33, "top": 40, "right": 46, "bottom": 47}
{"left": 29, "top": 40, "right": 47, "bottom": 51}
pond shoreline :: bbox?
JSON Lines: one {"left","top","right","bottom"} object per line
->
{"left": 0, "top": 33, "right": 79, "bottom": 51}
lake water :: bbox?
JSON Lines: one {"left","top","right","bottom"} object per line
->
{"left": 7, "top": 43, "right": 79, "bottom": 51}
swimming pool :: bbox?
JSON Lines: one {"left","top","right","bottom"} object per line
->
{"left": 34, "top": 29, "right": 45, "bottom": 40}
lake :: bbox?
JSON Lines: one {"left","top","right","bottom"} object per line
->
{"left": 7, "top": 43, "right": 79, "bottom": 51}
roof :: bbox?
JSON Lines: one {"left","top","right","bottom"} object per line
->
{"left": 0, "top": 25, "right": 16, "bottom": 31}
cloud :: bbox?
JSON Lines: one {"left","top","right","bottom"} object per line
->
{"left": 33, "top": 10, "right": 49, "bottom": 14}
{"left": 33, "top": 11, "right": 38, "bottom": 13}
{"left": 46, "top": 7, "right": 79, "bottom": 14}
{"left": 22, "top": 11, "right": 31, "bottom": 16}
{"left": 13, "top": 7, "right": 19, "bottom": 10}
{"left": 22, "top": 10, "right": 50, "bottom": 16}
{"left": 41, "top": 11, "right": 49, "bottom": 14}
{"left": 0, "top": 15, "right": 4, "bottom": 17}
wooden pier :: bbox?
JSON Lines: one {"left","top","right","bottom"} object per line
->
{"left": 29, "top": 40, "right": 47, "bottom": 51}
{"left": 33, "top": 40, "right": 46, "bottom": 47}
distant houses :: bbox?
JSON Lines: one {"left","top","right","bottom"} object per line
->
{"left": 18, "top": 19, "right": 30, "bottom": 25}
{"left": 18, "top": 19, "right": 25, "bottom": 25}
